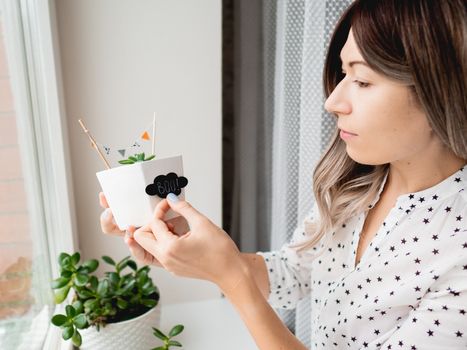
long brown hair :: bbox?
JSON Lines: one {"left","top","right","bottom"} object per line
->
{"left": 296, "top": 0, "right": 467, "bottom": 251}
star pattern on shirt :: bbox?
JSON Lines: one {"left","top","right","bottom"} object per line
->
{"left": 258, "top": 166, "right": 466, "bottom": 348}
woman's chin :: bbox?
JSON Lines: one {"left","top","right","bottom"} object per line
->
{"left": 346, "top": 148, "right": 387, "bottom": 166}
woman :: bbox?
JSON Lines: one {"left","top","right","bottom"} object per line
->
{"left": 100, "top": 0, "right": 466, "bottom": 348}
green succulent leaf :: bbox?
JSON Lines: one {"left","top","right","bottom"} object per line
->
{"left": 128, "top": 156, "right": 138, "bottom": 162}
{"left": 83, "top": 298, "right": 98, "bottom": 310}
{"left": 152, "top": 327, "right": 168, "bottom": 341}
{"left": 102, "top": 256, "right": 115, "bottom": 266}
{"left": 81, "top": 259, "right": 99, "bottom": 273}
{"left": 59, "top": 256, "right": 71, "bottom": 270}
{"left": 145, "top": 155, "right": 155, "bottom": 161}
{"left": 169, "top": 324, "right": 184, "bottom": 338}
{"left": 137, "top": 273, "right": 149, "bottom": 287}
{"left": 54, "top": 285, "right": 71, "bottom": 304}
{"left": 62, "top": 326, "right": 74, "bottom": 341}
{"left": 60, "top": 270, "right": 72, "bottom": 278}
{"left": 51, "top": 314, "right": 68, "bottom": 327}
{"left": 142, "top": 285, "right": 157, "bottom": 296}
{"left": 71, "top": 330, "right": 82, "bottom": 347}
{"left": 118, "top": 159, "right": 135, "bottom": 164}
{"left": 168, "top": 340, "right": 183, "bottom": 347}
{"left": 97, "top": 280, "right": 109, "bottom": 297}
{"left": 141, "top": 299, "right": 157, "bottom": 308}
{"left": 137, "top": 266, "right": 150, "bottom": 275}
{"left": 116, "top": 256, "right": 130, "bottom": 272}
{"left": 73, "top": 314, "right": 87, "bottom": 329}
{"left": 119, "top": 279, "right": 136, "bottom": 294}
{"left": 58, "top": 253, "right": 70, "bottom": 266}
{"left": 106, "top": 272, "right": 120, "bottom": 286}
{"left": 116, "top": 298, "right": 128, "bottom": 309}
{"left": 74, "top": 273, "right": 89, "bottom": 287}
{"left": 127, "top": 259, "right": 137, "bottom": 271}
{"left": 76, "top": 288, "right": 94, "bottom": 299}
{"left": 65, "top": 305, "right": 76, "bottom": 318}
{"left": 103, "top": 303, "right": 114, "bottom": 316}
{"left": 72, "top": 300, "right": 84, "bottom": 314}
{"left": 51, "top": 277, "right": 70, "bottom": 289}
{"left": 70, "top": 252, "right": 81, "bottom": 265}
{"left": 89, "top": 276, "right": 98, "bottom": 291}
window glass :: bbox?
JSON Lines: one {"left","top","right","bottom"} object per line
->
{"left": 0, "top": 14, "right": 52, "bottom": 350}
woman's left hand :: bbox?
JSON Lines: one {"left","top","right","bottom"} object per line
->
{"left": 132, "top": 194, "right": 247, "bottom": 293}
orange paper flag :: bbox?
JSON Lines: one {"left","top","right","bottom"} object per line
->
{"left": 141, "top": 131, "right": 151, "bottom": 141}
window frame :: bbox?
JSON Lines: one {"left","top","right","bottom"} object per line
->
{"left": 1, "top": 0, "right": 77, "bottom": 348}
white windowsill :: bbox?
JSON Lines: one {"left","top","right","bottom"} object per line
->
{"left": 159, "top": 297, "right": 257, "bottom": 350}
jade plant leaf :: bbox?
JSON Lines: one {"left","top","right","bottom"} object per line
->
{"left": 51, "top": 277, "right": 70, "bottom": 289}
{"left": 51, "top": 314, "right": 67, "bottom": 327}
{"left": 71, "top": 330, "right": 82, "bottom": 347}
{"left": 102, "top": 255, "right": 115, "bottom": 266}
{"left": 73, "top": 314, "right": 87, "bottom": 329}
{"left": 62, "top": 326, "right": 74, "bottom": 340}
{"left": 169, "top": 325, "right": 184, "bottom": 338}
{"left": 54, "top": 285, "right": 71, "bottom": 304}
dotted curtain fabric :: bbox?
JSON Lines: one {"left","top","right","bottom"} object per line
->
{"left": 263, "top": 0, "right": 351, "bottom": 347}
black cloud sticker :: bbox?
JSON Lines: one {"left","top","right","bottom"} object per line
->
{"left": 145, "top": 172, "right": 188, "bottom": 198}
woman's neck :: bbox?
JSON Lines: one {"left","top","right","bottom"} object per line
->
{"left": 386, "top": 149, "right": 465, "bottom": 197}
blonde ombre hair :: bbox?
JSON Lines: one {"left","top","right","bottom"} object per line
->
{"left": 295, "top": 0, "right": 467, "bottom": 251}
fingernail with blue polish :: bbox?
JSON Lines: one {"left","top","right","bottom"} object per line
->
{"left": 167, "top": 193, "right": 179, "bottom": 203}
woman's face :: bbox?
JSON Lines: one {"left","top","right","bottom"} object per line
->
{"left": 324, "top": 30, "right": 434, "bottom": 166}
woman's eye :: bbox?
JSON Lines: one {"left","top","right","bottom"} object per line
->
{"left": 353, "top": 80, "right": 370, "bottom": 88}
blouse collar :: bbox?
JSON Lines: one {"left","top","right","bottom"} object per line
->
{"left": 369, "top": 165, "right": 466, "bottom": 213}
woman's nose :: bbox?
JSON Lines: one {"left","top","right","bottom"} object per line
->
{"left": 324, "top": 82, "right": 351, "bottom": 116}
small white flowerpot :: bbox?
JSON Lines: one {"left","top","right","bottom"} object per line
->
{"left": 96, "top": 155, "right": 187, "bottom": 230}
{"left": 79, "top": 303, "right": 161, "bottom": 350}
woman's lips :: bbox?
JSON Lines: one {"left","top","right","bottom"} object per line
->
{"left": 339, "top": 129, "right": 358, "bottom": 140}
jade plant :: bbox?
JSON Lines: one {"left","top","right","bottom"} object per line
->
{"left": 50, "top": 252, "right": 159, "bottom": 347}
{"left": 119, "top": 152, "right": 155, "bottom": 165}
{"left": 151, "top": 324, "right": 185, "bottom": 350}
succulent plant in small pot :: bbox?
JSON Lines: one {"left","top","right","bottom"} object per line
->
{"left": 50, "top": 252, "right": 161, "bottom": 350}
{"left": 118, "top": 152, "right": 156, "bottom": 165}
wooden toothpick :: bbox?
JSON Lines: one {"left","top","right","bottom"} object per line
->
{"left": 152, "top": 112, "right": 156, "bottom": 156}
{"left": 78, "top": 118, "right": 111, "bottom": 169}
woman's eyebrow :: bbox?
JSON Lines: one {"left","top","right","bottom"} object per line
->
{"left": 340, "top": 56, "right": 370, "bottom": 68}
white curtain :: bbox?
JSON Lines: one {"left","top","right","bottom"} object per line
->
{"left": 264, "top": 0, "right": 351, "bottom": 346}
{"left": 230, "top": 0, "right": 351, "bottom": 346}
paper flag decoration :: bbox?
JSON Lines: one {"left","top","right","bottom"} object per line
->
{"left": 96, "top": 119, "right": 155, "bottom": 160}
{"left": 141, "top": 131, "right": 150, "bottom": 141}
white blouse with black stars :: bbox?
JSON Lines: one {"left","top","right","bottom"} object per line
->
{"left": 257, "top": 165, "right": 467, "bottom": 349}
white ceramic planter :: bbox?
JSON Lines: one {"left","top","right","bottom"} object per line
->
{"left": 79, "top": 303, "right": 161, "bottom": 350}
{"left": 96, "top": 155, "right": 187, "bottom": 230}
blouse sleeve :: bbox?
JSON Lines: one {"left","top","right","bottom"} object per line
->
{"left": 380, "top": 256, "right": 467, "bottom": 349}
{"left": 256, "top": 202, "right": 325, "bottom": 310}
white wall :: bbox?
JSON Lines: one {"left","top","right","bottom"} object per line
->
{"left": 55, "top": 0, "right": 222, "bottom": 304}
